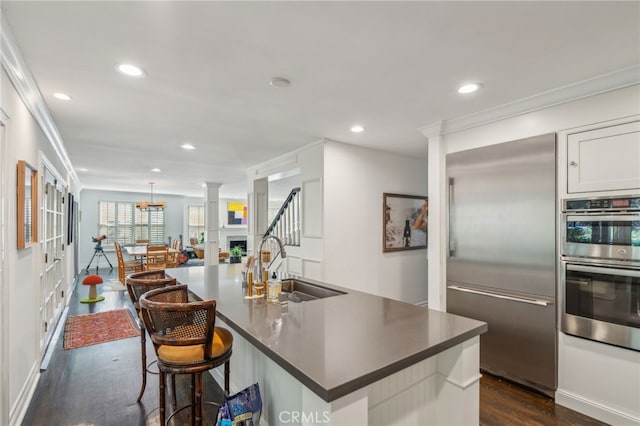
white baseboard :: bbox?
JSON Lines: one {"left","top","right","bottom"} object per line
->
{"left": 556, "top": 388, "right": 640, "bottom": 426}
{"left": 9, "top": 361, "right": 40, "bottom": 426}
{"left": 415, "top": 300, "right": 428, "bottom": 308}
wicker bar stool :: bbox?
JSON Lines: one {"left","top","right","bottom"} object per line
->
{"left": 140, "top": 285, "right": 232, "bottom": 426}
{"left": 125, "top": 270, "right": 177, "bottom": 402}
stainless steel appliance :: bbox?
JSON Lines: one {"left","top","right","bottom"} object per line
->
{"left": 561, "top": 195, "right": 640, "bottom": 351}
{"left": 446, "top": 133, "right": 557, "bottom": 397}
{"left": 562, "top": 196, "right": 640, "bottom": 265}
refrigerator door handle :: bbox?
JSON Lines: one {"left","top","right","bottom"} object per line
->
{"left": 448, "top": 285, "right": 551, "bottom": 306}
{"left": 448, "top": 177, "right": 455, "bottom": 257}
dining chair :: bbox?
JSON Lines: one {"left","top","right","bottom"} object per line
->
{"left": 133, "top": 239, "right": 150, "bottom": 262}
{"left": 115, "top": 241, "right": 143, "bottom": 283}
{"left": 140, "top": 285, "right": 232, "bottom": 425}
{"left": 167, "top": 247, "right": 180, "bottom": 269}
{"left": 146, "top": 245, "right": 169, "bottom": 271}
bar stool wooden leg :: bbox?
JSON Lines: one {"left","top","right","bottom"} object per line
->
{"left": 224, "top": 360, "right": 230, "bottom": 394}
{"left": 159, "top": 371, "right": 166, "bottom": 425}
{"left": 136, "top": 329, "right": 147, "bottom": 402}
{"left": 171, "top": 374, "right": 177, "bottom": 411}
{"left": 195, "top": 373, "right": 203, "bottom": 426}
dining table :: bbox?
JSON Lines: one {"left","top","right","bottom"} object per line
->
{"left": 125, "top": 245, "right": 180, "bottom": 266}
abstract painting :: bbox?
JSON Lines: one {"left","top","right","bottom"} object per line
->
{"left": 227, "top": 201, "right": 248, "bottom": 225}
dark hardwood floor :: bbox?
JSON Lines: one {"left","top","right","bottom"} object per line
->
{"left": 480, "top": 374, "right": 607, "bottom": 426}
{"left": 22, "top": 269, "right": 224, "bottom": 426}
{"left": 22, "top": 268, "right": 608, "bottom": 425}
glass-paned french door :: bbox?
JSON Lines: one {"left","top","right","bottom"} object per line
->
{"left": 39, "top": 166, "right": 66, "bottom": 355}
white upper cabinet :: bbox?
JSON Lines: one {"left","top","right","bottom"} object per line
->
{"left": 567, "top": 120, "right": 640, "bottom": 193}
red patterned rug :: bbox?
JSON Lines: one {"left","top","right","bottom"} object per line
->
{"left": 63, "top": 309, "right": 140, "bottom": 350}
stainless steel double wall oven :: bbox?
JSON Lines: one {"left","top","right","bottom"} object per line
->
{"left": 561, "top": 195, "right": 640, "bottom": 351}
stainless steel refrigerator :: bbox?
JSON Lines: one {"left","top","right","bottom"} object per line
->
{"left": 446, "top": 133, "right": 557, "bottom": 397}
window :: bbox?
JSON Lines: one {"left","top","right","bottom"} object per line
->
{"left": 98, "top": 201, "right": 165, "bottom": 246}
{"left": 188, "top": 205, "right": 205, "bottom": 241}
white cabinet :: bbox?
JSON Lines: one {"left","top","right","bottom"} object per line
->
{"left": 567, "top": 120, "right": 640, "bottom": 193}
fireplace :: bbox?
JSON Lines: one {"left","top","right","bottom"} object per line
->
{"left": 228, "top": 239, "right": 247, "bottom": 254}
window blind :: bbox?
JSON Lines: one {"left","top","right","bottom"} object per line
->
{"left": 98, "top": 201, "right": 165, "bottom": 246}
{"left": 188, "top": 205, "right": 205, "bottom": 239}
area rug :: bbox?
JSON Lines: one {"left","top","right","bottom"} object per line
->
{"left": 179, "top": 259, "right": 204, "bottom": 267}
{"left": 63, "top": 309, "right": 139, "bottom": 350}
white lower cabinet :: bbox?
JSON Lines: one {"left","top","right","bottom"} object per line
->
{"left": 567, "top": 120, "right": 640, "bottom": 193}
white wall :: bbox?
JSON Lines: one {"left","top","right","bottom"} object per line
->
{"left": 437, "top": 84, "right": 640, "bottom": 425}
{"left": 323, "top": 141, "right": 428, "bottom": 304}
{"left": 248, "top": 140, "right": 429, "bottom": 303}
{"left": 1, "top": 67, "right": 78, "bottom": 425}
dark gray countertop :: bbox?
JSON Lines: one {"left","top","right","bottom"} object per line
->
{"left": 166, "top": 264, "right": 487, "bottom": 402}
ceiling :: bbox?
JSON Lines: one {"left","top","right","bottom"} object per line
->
{"left": 2, "top": 1, "right": 639, "bottom": 198}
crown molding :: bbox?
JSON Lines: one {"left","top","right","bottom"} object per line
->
{"left": 439, "top": 65, "right": 640, "bottom": 135}
{"left": 418, "top": 121, "right": 443, "bottom": 139}
{"left": 0, "top": 11, "right": 80, "bottom": 190}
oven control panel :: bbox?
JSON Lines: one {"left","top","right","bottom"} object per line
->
{"left": 564, "top": 196, "right": 640, "bottom": 211}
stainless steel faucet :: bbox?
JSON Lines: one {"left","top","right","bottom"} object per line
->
{"left": 257, "top": 234, "right": 287, "bottom": 278}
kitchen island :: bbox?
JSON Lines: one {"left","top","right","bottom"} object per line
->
{"left": 166, "top": 264, "right": 487, "bottom": 425}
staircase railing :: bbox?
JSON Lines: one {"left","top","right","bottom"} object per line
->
{"left": 264, "top": 187, "right": 301, "bottom": 246}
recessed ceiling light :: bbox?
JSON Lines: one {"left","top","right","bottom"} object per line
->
{"left": 269, "top": 77, "right": 291, "bottom": 88}
{"left": 458, "top": 83, "right": 481, "bottom": 94}
{"left": 116, "top": 63, "right": 146, "bottom": 78}
{"left": 53, "top": 93, "right": 72, "bottom": 101}
{"left": 151, "top": 168, "right": 161, "bottom": 172}
{"left": 78, "top": 168, "right": 88, "bottom": 172}
{"left": 181, "top": 143, "right": 196, "bottom": 150}
{"left": 201, "top": 183, "right": 207, "bottom": 188}
{"left": 350, "top": 125, "right": 364, "bottom": 133}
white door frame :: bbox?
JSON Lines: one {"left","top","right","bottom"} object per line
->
{"left": 39, "top": 156, "right": 66, "bottom": 358}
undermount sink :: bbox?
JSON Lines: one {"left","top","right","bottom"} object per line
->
{"left": 281, "top": 279, "right": 346, "bottom": 302}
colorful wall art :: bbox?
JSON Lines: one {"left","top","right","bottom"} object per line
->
{"left": 227, "top": 202, "right": 248, "bottom": 225}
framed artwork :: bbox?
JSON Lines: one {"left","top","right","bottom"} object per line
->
{"left": 17, "top": 160, "right": 38, "bottom": 249}
{"left": 383, "top": 193, "right": 428, "bottom": 252}
{"left": 227, "top": 201, "right": 248, "bottom": 225}
{"left": 66, "top": 193, "right": 75, "bottom": 245}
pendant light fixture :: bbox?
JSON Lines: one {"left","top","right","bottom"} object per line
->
{"left": 136, "top": 182, "right": 167, "bottom": 211}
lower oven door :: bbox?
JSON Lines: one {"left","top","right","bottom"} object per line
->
{"left": 562, "top": 262, "right": 640, "bottom": 351}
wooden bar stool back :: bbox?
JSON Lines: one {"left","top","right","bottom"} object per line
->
{"left": 125, "top": 270, "right": 177, "bottom": 402}
{"left": 140, "top": 285, "right": 232, "bottom": 426}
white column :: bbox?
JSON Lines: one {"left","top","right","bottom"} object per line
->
{"left": 204, "top": 182, "right": 222, "bottom": 266}
{"left": 248, "top": 178, "right": 268, "bottom": 256}
{"left": 419, "top": 122, "right": 447, "bottom": 311}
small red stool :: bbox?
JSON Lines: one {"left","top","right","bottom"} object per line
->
{"left": 81, "top": 274, "right": 105, "bottom": 303}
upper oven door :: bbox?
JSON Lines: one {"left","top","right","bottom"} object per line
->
{"left": 563, "top": 214, "right": 640, "bottom": 262}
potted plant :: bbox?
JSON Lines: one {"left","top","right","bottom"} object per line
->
{"left": 229, "top": 245, "right": 244, "bottom": 264}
